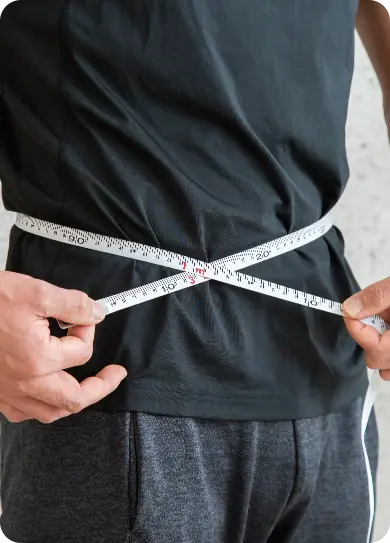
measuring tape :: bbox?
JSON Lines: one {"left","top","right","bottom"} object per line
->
{"left": 14, "top": 213, "right": 388, "bottom": 333}
{"left": 14, "top": 212, "right": 390, "bottom": 542}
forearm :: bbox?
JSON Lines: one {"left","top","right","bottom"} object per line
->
{"left": 356, "top": 0, "right": 390, "bottom": 114}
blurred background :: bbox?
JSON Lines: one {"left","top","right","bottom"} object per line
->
{"left": 0, "top": 35, "right": 390, "bottom": 540}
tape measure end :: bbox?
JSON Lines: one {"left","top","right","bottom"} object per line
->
{"left": 57, "top": 319, "right": 74, "bottom": 330}
{"left": 56, "top": 301, "right": 110, "bottom": 330}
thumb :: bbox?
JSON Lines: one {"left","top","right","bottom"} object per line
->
{"left": 343, "top": 278, "right": 390, "bottom": 319}
{"left": 28, "top": 279, "right": 106, "bottom": 325}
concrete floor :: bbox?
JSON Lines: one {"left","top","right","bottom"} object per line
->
{"left": 0, "top": 35, "right": 390, "bottom": 541}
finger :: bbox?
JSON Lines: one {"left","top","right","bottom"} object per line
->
{"left": 2, "top": 334, "right": 94, "bottom": 379}
{"left": 27, "top": 279, "right": 106, "bottom": 325}
{"left": 16, "top": 364, "right": 127, "bottom": 415}
{"left": 25, "top": 335, "right": 94, "bottom": 375}
{"left": 17, "top": 323, "right": 95, "bottom": 377}
{"left": 18, "top": 370, "right": 84, "bottom": 412}
{"left": 0, "top": 399, "right": 33, "bottom": 423}
{"left": 378, "top": 307, "right": 390, "bottom": 324}
{"left": 344, "top": 317, "right": 390, "bottom": 369}
{"left": 344, "top": 317, "right": 382, "bottom": 350}
{"left": 78, "top": 365, "right": 128, "bottom": 409}
{"left": 8, "top": 395, "right": 72, "bottom": 424}
{"left": 66, "top": 323, "right": 96, "bottom": 343}
{"left": 343, "top": 278, "right": 390, "bottom": 319}
{"left": 38, "top": 326, "right": 96, "bottom": 374}
{"left": 380, "top": 369, "right": 390, "bottom": 381}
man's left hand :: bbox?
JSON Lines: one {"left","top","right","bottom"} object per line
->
{"left": 343, "top": 279, "right": 390, "bottom": 380}
{"left": 343, "top": 101, "right": 390, "bottom": 378}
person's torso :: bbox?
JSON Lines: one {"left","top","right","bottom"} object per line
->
{"left": 0, "top": 0, "right": 367, "bottom": 420}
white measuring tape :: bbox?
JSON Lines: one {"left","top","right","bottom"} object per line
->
{"left": 14, "top": 212, "right": 390, "bottom": 542}
{"left": 13, "top": 213, "right": 388, "bottom": 333}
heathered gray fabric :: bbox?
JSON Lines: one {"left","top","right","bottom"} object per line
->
{"left": 0, "top": 396, "right": 378, "bottom": 543}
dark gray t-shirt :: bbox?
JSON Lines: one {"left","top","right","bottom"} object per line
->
{"left": 0, "top": 0, "right": 367, "bottom": 420}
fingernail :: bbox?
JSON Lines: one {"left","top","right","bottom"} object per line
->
{"left": 120, "top": 369, "right": 128, "bottom": 380}
{"left": 93, "top": 301, "right": 106, "bottom": 321}
{"left": 343, "top": 297, "right": 363, "bottom": 317}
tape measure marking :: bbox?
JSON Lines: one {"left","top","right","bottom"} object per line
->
{"left": 15, "top": 213, "right": 387, "bottom": 334}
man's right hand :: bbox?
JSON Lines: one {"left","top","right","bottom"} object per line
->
{"left": 0, "top": 271, "right": 127, "bottom": 424}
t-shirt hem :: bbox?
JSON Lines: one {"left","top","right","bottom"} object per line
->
{"left": 90, "top": 371, "right": 369, "bottom": 421}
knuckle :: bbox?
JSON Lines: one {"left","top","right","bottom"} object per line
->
{"left": 75, "top": 345, "right": 94, "bottom": 367}
{"left": 24, "top": 328, "right": 46, "bottom": 352}
{"left": 22, "top": 357, "right": 44, "bottom": 378}
{"left": 31, "top": 280, "right": 51, "bottom": 312}
{"left": 83, "top": 344, "right": 94, "bottom": 362}
{"left": 14, "top": 379, "right": 28, "bottom": 394}
{"left": 21, "top": 341, "right": 52, "bottom": 377}
{"left": 368, "top": 283, "right": 387, "bottom": 304}
{"left": 69, "top": 401, "right": 82, "bottom": 413}
{"left": 0, "top": 405, "right": 24, "bottom": 424}
{"left": 72, "top": 291, "right": 91, "bottom": 315}
{"left": 2, "top": 410, "right": 16, "bottom": 423}
{"left": 39, "top": 413, "right": 61, "bottom": 425}
{"left": 11, "top": 412, "right": 29, "bottom": 423}
{"left": 50, "top": 389, "right": 81, "bottom": 413}
{"left": 50, "top": 388, "right": 67, "bottom": 407}
{"left": 7, "top": 414, "right": 22, "bottom": 423}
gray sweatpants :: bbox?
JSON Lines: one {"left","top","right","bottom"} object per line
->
{"left": 0, "top": 396, "right": 378, "bottom": 543}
